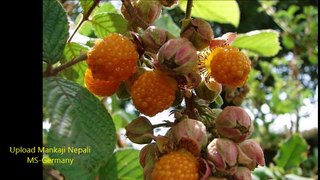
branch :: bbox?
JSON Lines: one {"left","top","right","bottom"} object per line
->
{"left": 185, "top": 0, "right": 193, "bottom": 19}
{"left": 67, "top": 0, "right": 101, "bottom": 43}
{"left": 183, "top": 92, "right": 197, "bottom": 119}
{"left": 43, "top": 54, "right": 87, "bottom": 77}
{"left": 152, "top": 121, "right": 174, "bottom": 129}
{"left": 121, "top": 0, "right": 149, "bottom": 30}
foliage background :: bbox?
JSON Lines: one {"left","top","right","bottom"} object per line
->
{"left": 43, "top": 0, "right": 318, "bottom": 179}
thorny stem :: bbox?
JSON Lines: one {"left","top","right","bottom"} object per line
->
{"left": 43, "top": 54, "right": 87, "bottom": 77}
{"left": 121, "top": 0, "right": 149, "bottom": 30}
{"left": 67, "top": 0, "right": 101, "bottom": 43}
{"left": 185, "top": 0, "right": 193, "bottom": 19}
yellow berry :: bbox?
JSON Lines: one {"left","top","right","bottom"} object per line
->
{"left": 131, "top": 70, "right": 177, "bottom": 116}
{"left": 206, "top": 46, "right": 251, "bottom": 88}
{"left": 87, "top": 33, "right": 139, "bottom": 81}
{"left": 151, "top": 149, "right": 199, "bottom": 180}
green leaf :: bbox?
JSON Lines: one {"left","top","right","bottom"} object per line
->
{"left": 252, "top": 166, "right": 275, "bottom": 180}
{"left": 61, "top": 43, "right": 89, "bottom": 85}
{"left": 76, "top": 14, "right": 95, "bottom": 37}
{"left": 284, "top": 174, "right": 314, "bottom": 180}
{"left": 99, "top": 148, "right": 143, "bottom": 180}
{"left": 64, "top": 42, "right": 89, "bottom": 61}
{"left": 232, "top": 30, "right": 281, "bottom": 57}
{"left": 77, "top": 2, "right": 117, "bottom": 37}
{"left": 154, "top": 13, "right": 180, "bottom": 37}
{"left": 274, "top": 134, "right": 308, "bottom": 170}
{"left": 80, "top": 0, "right": 93, "bottom": 15}
{"left": 91, "top": 13, "right": 128, "bottom": 38}
{"left": 43, "top": 0, "right": 69, "bottom": 64}
{"left": 43, "top": 77, "right": 116, "bottom": 179}
{"left": 179, "top": 0, "right": 240, "bottom": 27}
{"left": 92, "top": 2, "right": 117, "bottom": 15}
{"left": 112, "top": 110, "right": 136, "bottom": 131}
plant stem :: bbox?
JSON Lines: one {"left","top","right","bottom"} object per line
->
{"left": 43, "top": 54, "right": 87, "bottom": 77}
{"left": 152, "top": 122, "right": 174, "bottom": 129}
{"left": 67, "top": 0, "right": 101, "bottom": 43}
{"left": 185, "top": 0, "right": 193, "bottom": 19}
{"left": 121, "top": 0, "right": 149, "bottom": 30}
{"left": 183, "top": 93, "right": 197, "bottom": 119}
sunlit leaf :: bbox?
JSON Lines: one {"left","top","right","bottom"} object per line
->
{"left": 179, "top": 0, "right": 240, "bottom": 27}
{"left": 274, "top": 134, "right": 308, "bottom": 170}
{"left": 91, "top": 12, "right": 128, "bottom": 38}
{"left": 232, "top": 30, "right": 281, "bottom": 57}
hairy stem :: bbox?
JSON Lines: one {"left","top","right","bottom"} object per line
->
{"left": 43, "top": 54, "right": 87, "bottom": 77}
{"left": 67, "top": 0, "right": 101, "bottom": 43}
{"left": 185, "top": 0, "right": 193, "bottom": 19}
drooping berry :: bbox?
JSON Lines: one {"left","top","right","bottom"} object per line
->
{"left": 84, "top": 68, "right": 120, "bottom": 97}
{"left": 87, "top": 33, "right": 139, "bottom": 81}
{"left": 205, "top": 46, "right": 251, "bottom": 88}
{"left": 131, "top": 70, "right": 178, "bottom": 116}
{"left": 151, "top": 149, "right": 199, "bottom": 180}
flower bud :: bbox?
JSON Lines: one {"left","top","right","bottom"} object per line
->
{"left": 158, "top": 0, "right": 178, "bottom": 7}
{"left": 207, "top": 138, "right": 238, "bottom": 176}
{"left": 141, "top": 26, "right": 174, "bottom": 54}
{"left": 171, "top": 118, "right": 208, "bottom": 149}
{"left": 195, "top": 81, "right": 220, "bottom": 102}
{"left": 238, "top": 139, "right": 265, "bottom": 170}
{"left": 156, "top": 38, "right": 198, "bottom": 75}
{"left": 125, "top": 116, "right": 154, "bottom": 144}
{"left": 215, "top": 106, "right": 253, "bottom": 143}
{"left": 181, "top": 18, "right": 214, "bottom": 50}
{"left": 233, "top": 167, "right": 252, "bottom": 180}
{"left": 122, "top": 0, "right": 162, "bottom": 24}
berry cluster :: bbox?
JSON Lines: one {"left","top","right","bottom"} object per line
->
{"left": 82, "top": 1, "right": 264, "bottom": 179}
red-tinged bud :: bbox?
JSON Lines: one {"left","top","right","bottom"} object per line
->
{"left": 141, "top": 26, "right": 174, "bottom": 54}
{"left": 233, "top": 167, "right": 252, "bottom": 180}
{"left": 215, "top": 106, "right": 253, "bottom": 143}
{"left": 171, "top": 118, "right": 208, "bottom": 149}
{"left": 156, "top": 38, "right": 198, "bottom": 75}
{"left": 181, "top": 18, "right": 214, "bottom": 50}
{"left": 121, "top": 0, "right": 162, "bottom": 24}
{"left": 207, "top": 138, "right": 238, "bottom": 176}
{"left": 158, "top": 0, "right": 178, "bottom": 7}
{"left": 125, "top": 116, "right": 154, "bottom": 144}
{"left": 238, "top": 139, "right": 265, "bottom": 170}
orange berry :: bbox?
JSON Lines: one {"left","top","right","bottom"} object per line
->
{"left": 84, "top": 68, "right": 120, "bottom": 97}
{"left": 131, "top": 70, "right": 177, "bottom": 116}
{"left": 205, "top": 46, "right": 251, "bottom": 88}
{"left": 151, "top": 149, "right": 199, "bottom": 180}
{"left": 87, "top": 33, "right": 139, "bottom": 81}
